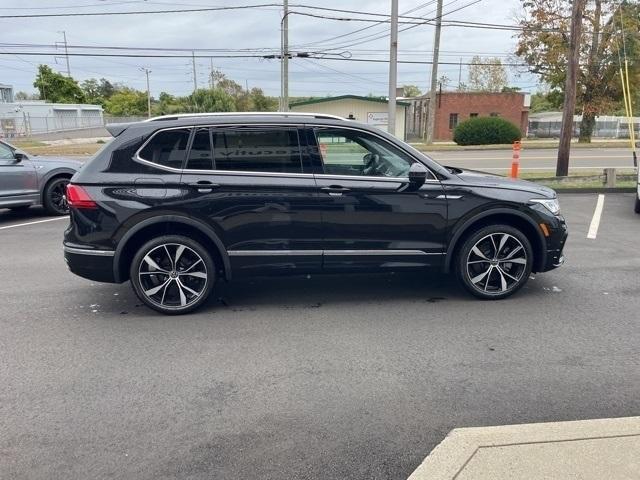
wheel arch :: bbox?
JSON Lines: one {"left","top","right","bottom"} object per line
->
{"left": 444, "top": 208, "right": 546, "bottom": 273}
{"left": 39, "top": 169, "right": 75, "bottom": 204}
{"left": 113, "top": 215, "right": 231, "bottom": 283}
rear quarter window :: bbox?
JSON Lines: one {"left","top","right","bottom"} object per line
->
{"left": 138, "top": 129, "right": 191, "bottom": 170}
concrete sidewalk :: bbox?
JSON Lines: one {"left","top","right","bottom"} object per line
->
{"left": 408, "top": 417, "right": 640, "bottom": 479}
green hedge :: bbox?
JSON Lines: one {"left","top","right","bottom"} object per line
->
{"left": 453, "top": 117, "right": 521, "bottom": 145}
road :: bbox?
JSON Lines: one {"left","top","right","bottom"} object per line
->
{"left": 425, "top": 147, "right": 637, "bottom": 171}
{"left": 1, "top": 195, "right": 640, "bottom": 479}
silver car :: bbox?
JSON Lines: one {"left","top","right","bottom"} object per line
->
{"left": 0, "top": 139, "right": 82, "bottom": 215}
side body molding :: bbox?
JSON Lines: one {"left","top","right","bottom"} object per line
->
{"left": 113, "top": 215, "right": 231, "bottom": 282}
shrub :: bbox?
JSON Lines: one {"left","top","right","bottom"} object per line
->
{"left": 453, "top": 117, "right": 521, "bottom": 145}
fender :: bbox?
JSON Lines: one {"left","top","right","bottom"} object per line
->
{"left": 443, "top": 207, "right": 547, "bottom": 273}
{"left": 39, "top": 168, "right": 77, "bottom": 204}
{"left": 113, "top": 214, "right": 231, "bottom": 282}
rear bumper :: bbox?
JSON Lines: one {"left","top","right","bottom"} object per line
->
{"left": 63, "top": 244, "right": 117, "bottom": 283}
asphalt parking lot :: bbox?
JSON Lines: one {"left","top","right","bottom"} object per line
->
{"left": 1, "top": 193, "right": 639, "bottom": 480}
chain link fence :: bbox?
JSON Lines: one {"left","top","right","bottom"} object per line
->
{"left": 528, "top": 115, "right": 640, "bottom": 139}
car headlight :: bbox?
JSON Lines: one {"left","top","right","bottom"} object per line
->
{"left": 530, "top": 197, "right": 560, "bottom": 215}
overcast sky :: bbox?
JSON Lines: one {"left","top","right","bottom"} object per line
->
{"left": 0, "top": 0, "right": 539, "bottom": 99}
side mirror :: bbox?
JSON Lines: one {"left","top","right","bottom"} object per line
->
{"left": 408, "top": 162, "right": 428, "bottom": 187}
{"left": 13, "top": 152, "right": 26, "bottom": 163}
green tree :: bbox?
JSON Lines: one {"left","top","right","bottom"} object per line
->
{"left": 402, "top": 85, "right": 422, "bottom": 97}
{"left": 188, "top": 88, "right": 236, "bottom": 113}
{"left": 516, "top": 0, "right": 640, "bottom": 142}
{"left": 467, "top": 56, "right": 508, "bottom": 92}
{"left": 249, "top": 87, "right": 277, "bottom": 111}
{"left": 33, "top": 65, "right": 85, "bottom": 103}
{"left": 530, "top": 90, "right": 564, "bottom": 112}
{"left": 104, "top": 88, "right": 148, "bottom": 115}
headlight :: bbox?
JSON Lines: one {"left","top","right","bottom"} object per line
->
{"left": 530, "top": 197, "right": 560, "bottom": 215}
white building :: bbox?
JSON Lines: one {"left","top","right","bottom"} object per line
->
{"left": 0, "top": 84, "right": 104, "bottom": 137}
{"left": 290, "top": 95, "right": 408, "bottom": 140}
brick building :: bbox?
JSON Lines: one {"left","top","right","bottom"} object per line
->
{"left": 405, "top": 92, "right": 531, "bottom": 141}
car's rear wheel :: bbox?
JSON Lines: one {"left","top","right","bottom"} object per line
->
{"left": 130, "top": 235, "right": 215, "bottom": 315}
{"left": 456, "top": 224, "right": 533, "bottom": 300}
{"left": 43, "top": 177, "right": 70, "bottom": 215}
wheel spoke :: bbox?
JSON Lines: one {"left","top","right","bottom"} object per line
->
{"left": 163, "top": 245, "right": 174, "bottom": 270}
{"left": 181, "top": 271, "right": 207, "bottom": 279}
{"left": 496, "top": 268, "right": 508, "bottom": 292}
{"left": 143, "top": 255, "right": 167, "bottom": 272}
{"left": 181, "top": 258, "right": 203, "bottom": 273}
{"left": 501, "top": 245, "right": 523, "bottom": 260}
{"left": 484, "top": 267, "right": 494, "bottom": 291}
{"left": 471, "top": 246, "right": 490, "bottom": 261}
{"left": 177, "top": 278, "right": 200, "bottom": 297}
{"left": 160, "top": 281, "right": 171, "bottom": 305}
{"left": 471, "top": 266, "right": 492, "bottom": 285}
{"left": 176, "top": 281, "right": 187, "bottom": 306}
{"left": 497, "top": 234, "right": 509, "bottom": 255}
{"left": 174, "top": 245, "right": 186, "bottom": 266}
{"left": 497, "top": 266, "right": 519, "bottom": 282}
{"left": 144, "top": 278, "right": 170, "bottom": 296}
{"left": 502, "top": 257, "right": 527, "bottom": 265}
{"left": 467, "top": 260, "right": 490, "bottom": 265}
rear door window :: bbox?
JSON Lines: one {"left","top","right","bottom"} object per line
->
{"left": 138, "top": 129, "right": 191, "bottom": 169}
{"left": 185, "top": 128, "right": 214, "bottom": 170}
{"left": 212, "top": 128, "right": 302, "bottom": 173}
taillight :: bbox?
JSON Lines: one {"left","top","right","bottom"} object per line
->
{"left": 66, "top": 184, "right": 97, "bottom": 209}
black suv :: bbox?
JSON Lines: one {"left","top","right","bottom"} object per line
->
{"left": 64, "top": 113, "right": 567, "bottom": 314}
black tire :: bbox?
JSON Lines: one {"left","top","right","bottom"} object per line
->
{"left": 130, "top": 235, "right": 215, "bottom": 315}
{"left": 43, "top": 177, "right": 71, "bottom": 215}
{"left": 455, "top": 224, "right": 533, "bottom": 300}
{"left": 635, "top": 195, "right": 640, "bottom": 214}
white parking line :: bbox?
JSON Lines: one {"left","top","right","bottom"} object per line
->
{"left": 587, "top": 194, "right": 605, "bottom": 239}
{"left": 0, "top": 216, "right": 68, "bottom": 231}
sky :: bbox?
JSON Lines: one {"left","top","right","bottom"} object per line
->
{"left": 0, "top": 0, "right": 541, "bottom": 100}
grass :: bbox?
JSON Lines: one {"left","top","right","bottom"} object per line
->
{"left": 412, "top": 139, "right": 634, "bottom": 151}
{"left": 13, "top": 143, "right": 104, "bottom": 156}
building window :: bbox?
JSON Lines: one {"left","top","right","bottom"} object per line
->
{"left": 490, "top": 112, "right": 500, "bottom": 117}
{"left": 470, "top": 113, "right": 479, "bottom": 118}
{"left": 449, "top": 113, "right": 459, "bottom": 130}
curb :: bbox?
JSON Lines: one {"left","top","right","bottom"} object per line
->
{"left": 408, "top": 417, "right": 640, "bottom": 480}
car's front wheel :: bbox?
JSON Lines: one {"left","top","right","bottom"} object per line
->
{"left": 43, "top": 177, "right": 70, "bottom": 215}
{"left": 456, "top": 224, "right": 533, "bottom": 300}
{"left": 130, "top": 235, "right": 216, "bottom": 314}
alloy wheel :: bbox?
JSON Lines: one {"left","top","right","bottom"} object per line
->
{"left": 50, "top": 179, "right": 70, "bottom": 214}
{"left": 466, "top": 232, "right": 528, "bottom": 295}
{"left": 138, "top": 243, "right": 208, "bottom": 310}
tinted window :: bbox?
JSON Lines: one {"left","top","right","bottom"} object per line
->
{"left": 186, "top": 128, "right": 214, "bottom": 170}
{"left": 315, "top": 128, "right": 416, "bottom": 178}
{"left": 212, "top": 128, "right": 302, "bottom": 173}
{"left": 138, "top": 129, "right": 190, "bottom": 169}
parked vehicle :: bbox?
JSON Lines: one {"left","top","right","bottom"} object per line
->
{"left": 63, "top": 113, "right": 568, "bottom": 314}
{"left": 0, "top": 139, "right": 82, "bottom": 215}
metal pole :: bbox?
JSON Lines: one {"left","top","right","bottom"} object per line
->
{"left": 281, "top": 0, "right": 289, "bottom": 112}
{"left": 387, "top": 0, "right": 399, "bottom": 136}
{"left": 425, "top": 0, "right": 443, "bottom": 144}
{"left": 142, "top": 68, "right": 152, "bottom": 118}
{"left": 191, "top": 51, "right": 198, "bottom": 93}
{"left": 63, "top": 31, "right": 71, "bottom": 77}
{"left": 458, "top": 58, "right": 462, "bottom": 89}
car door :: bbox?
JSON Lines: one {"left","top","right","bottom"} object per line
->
{"left": 179, "top": 125, "right": 322, "bottom": 277}
{"left": 309, "top": 126, "right": 448, "bottom": 271}
{"left": 0, "top": 142, "right": 38, "bottom": 204}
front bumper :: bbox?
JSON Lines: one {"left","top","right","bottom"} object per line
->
{"left": 63, "top": 244, "right": 117, "bottom": 283}
{"left": 540, "top": 214, "right": 568, "bottom": 272}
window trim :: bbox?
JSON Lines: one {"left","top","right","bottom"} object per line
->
{"left": 448, "top": 113, "right": 458, "bottom": 130}
{"left": 308, "top": 124, "right": 440, "bottom": 183}
{"left": 135, "top": 124, "right": 308, "bottom": 176}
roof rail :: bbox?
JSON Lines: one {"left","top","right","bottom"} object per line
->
{"left": 144, "top": 112, "right": 346, "bottom": 122}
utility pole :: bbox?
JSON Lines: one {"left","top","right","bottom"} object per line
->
{"left": 209, "top": 57, "right": 214, "bottom": 89}
{"left": 458, "top": 58, "right": 462, "bottom": 89}
{"left": 191, "top": 51, "right": 198, "bottom": 93}
{"left": 58, "top": 30, "right": 71, "bottom": 77}
{"left": 387, "top": 0, "right": 399, "bottom": 136}
{"left": 556, "top": 0, "right": 587, "bottom": 176}
{"left": 425, "top": 0, "right": 443, "bottom": 143}
{"left": 141, "top": 68, "right": 152, "bottom": 118}
{"left": 280, "top": 0, "right": 289, "bottom": 112}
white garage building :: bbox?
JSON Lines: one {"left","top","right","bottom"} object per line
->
{"left": 0, "top": 86, "right": 103, "bottom": 138}
{"left": 289, "top": 95, "right": 408, "bottom": 140}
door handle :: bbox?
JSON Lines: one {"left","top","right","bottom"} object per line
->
{"left": 188, "top": 181, "right": 220, "bottom": 193}
{"left": 321, "top": 185, "right": 350, "bottom": 196}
